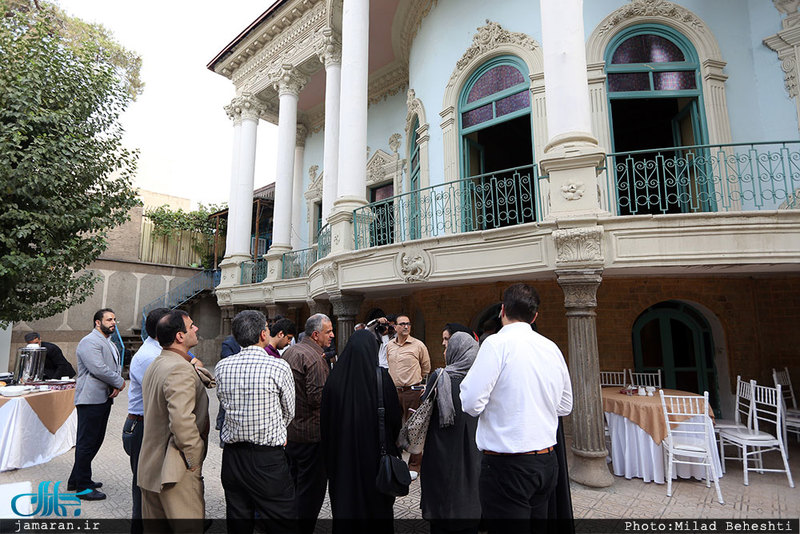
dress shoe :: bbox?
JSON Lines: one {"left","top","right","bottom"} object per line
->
{"left": 409, "top": 470, "right": 419, "bottom": 481}
{"left": 77, "top": 489, "right": 106, "bottom": 501}
{"left": 67, "top": 481, "right": 102, "bottom": 491}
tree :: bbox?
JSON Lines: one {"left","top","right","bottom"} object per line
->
{"left": 0, "top": 1, "right": 143, "bottom": 325}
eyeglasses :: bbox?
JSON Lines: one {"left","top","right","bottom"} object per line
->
{"left": 397, "top": 322, "right": 411, "bottom": 327}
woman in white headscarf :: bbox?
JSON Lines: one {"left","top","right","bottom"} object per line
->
{"left": 420, "top": 331, "right": 481, "bottom": 534}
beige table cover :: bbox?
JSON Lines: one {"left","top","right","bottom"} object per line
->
{"left": 601, "top": 387, "right": 713, "bottom": 444}
{"left": 0, "top": 388, "right": 75, "bottom": 434}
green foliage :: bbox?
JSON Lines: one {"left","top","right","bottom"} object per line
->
{"left": 145, "top": 204, "right": 227, "bottom": 269}
{"left": 0, "top": 1, "right": 141, "bottom": 325}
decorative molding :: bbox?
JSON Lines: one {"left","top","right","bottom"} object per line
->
{"left": 556, "top": 270, "right": 603, "bottom": 310}
{"left": 389, "top": 133, "right": 402, "bottom": 154}
{"left": 330, "top": 293, "right": 363, "bottom": 317}
{"left": 369, "top": 62, "right": 409, "bottom": 105}
{"left": 296, "top": 124, "right": 309, "bottom": 146}
{"left": 224, "top": 93, "right": 267, "bottom": 123}
{"left": 596, "top": 0, "right": 705, "bottom": 36}
{"left": 366, "top": 148, "right": 405, "bottom": 196}
{"left": 321, "top": 261, "right": 338, "bottom": 291}
{"left": 405, "top": 88, "right": 431, "bottom": 190}
{"left": 447, "top": 20, "right": 540, "bottom": 89}
{"left": 396, "top": 248, "right": 432, "bottom": 283}
{"left": 773, "top": 0, "right": 800, "bottom": 16}
{"left": 397, "top": 0, "right": 439, "bottom": 62}
{"left": 315, "top": 27, "right": 342, "bottom": 66}
{"left": 553, "top": 227, "right": 604, "bottom": 265}
{"left": 561, "top": 182, "right": 585, "bottom": 201}
{"left": 268, "top": 63, "right": 309, "bottom": 96}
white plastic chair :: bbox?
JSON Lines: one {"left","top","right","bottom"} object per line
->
{"left": 714, "top": 376, "right": 753, "bottom": 474}
{"left": 718, "top": 383, "right": 794, "bottom": 488}
{"left": 600, "top": 370, "right": 627, "bottom": 387}
{"left": 773, "top": 367, "right": 800, "bottom": 441}
{"left": 630, "top": 369, "right": 662, "bottom": 389}
{"left": 659, "top": 390, "right": 723, "bottom": 504}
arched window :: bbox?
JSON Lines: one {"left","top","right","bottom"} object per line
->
{"left": 409, "top": 117, "right": 421, "bottom": 240}
{"left": 457, "top": 55, "right": 537, "bottom": 229}
{"left": 605, "top": 25, "right": 713, "bottom": 215}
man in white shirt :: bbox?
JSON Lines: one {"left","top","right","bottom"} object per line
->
{"left": 460, "top": 283, "right": 572, "bottom": 533}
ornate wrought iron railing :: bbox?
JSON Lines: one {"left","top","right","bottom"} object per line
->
{"left": 317, "top": 223, "right": 331, "bottom": 260}
{"left": 282, "top": 246, "right": 317, "bottom": 279}
{"left": 353, "top": 164, "right": 541, "bottom": 250}
{"left": 239, "top": 258, "right": 269, "bottom": 285}
{"left": 602, "top": 141, "right": 800, "bottom": 216}
{"left": 140, "top": 269, "right": 220, "bottom": 340}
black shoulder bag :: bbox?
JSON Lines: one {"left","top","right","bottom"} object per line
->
{"left": 375, "top": 367, "right": 411, "bottom": 496}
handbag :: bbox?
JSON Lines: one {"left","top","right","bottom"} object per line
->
{"left": 375, "top": 367, "right": 411, "bottom": 497}
{"left": 397, "top": 370, "right": 443, "bottom": 454}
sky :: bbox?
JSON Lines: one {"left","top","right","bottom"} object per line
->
{"left": 58, "top": 0, "right": 280, "bottom": 208}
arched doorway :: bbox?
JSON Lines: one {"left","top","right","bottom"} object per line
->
{"left": 632, "top": 300, "right": 721, "bottom": 416}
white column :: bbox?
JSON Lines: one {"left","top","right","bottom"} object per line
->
{"left": 317, "top": 28, "right": 342, "bottom": 222}
{"left": 223, "top": 94, "right": 264, "bottom": 260}
{"left": 540, "top": 0, "right": 593, "bottom": 144}
{"left": 334, "top": 0, "right": 369, "bottom": 211}
{"left": 291, "top": 125, "right": 308, "bottom": 250}
{"left": 269, "top": 65, "right": 308, "bottom": 255}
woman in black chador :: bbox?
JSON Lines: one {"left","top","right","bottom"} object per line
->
{"left": 420, "top": 331, "right": 482, "bottom": 534}
{"left": 321, "top": 329, "right": 402, "bottom": 533}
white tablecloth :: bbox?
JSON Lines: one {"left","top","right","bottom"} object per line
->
{"left": 606, "top": 412, "right": 723, "bottom": 484}
{"left": 0, "top": 395, "right": 77, "bottom": 472}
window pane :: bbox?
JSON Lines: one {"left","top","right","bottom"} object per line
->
{"left": 639, "top": 319, "right": 663, "bottom": 368}
{"left": 608, "top": 72, "right": 650, "bottom": 92}
{"left": 467, "top": 64, "right": 525, "bottom": 103}
{"left": 671, "top": 319, "right": 696, "bottom": 368}
{"left": 462, "top": 103, "right": 493, "bottom": 128}
{"left": 611, "top": 34, "right": 685, "bottom": 64}
{"left": 653, "top": 71, "right": 697, "bottom": 91}
{"left": 371, "top": 183, "right": 393, "bottom": 202}
{"left": 411, "top": 150, "right": 419, "bottom": 170}
{"left": 495, "top": 90, "right": 531, "bottom": 117}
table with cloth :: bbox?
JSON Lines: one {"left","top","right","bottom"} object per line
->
{"left": 0, "top": 388, "right": 77, "bottom": 471}
{"left": 602, "top": 387, "right": 722, "bottom": 484}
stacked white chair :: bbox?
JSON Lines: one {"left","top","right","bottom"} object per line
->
{"left": 718, "top": 382, "right": 794, "bottom": 487}
{"left": 773, "top": 367, "right": 800, "bottom": 442}
{"left": 659, "top": 390, "right": 723, "bottom": 504}
{"left": 630, "top": 369, "right": 662, "bottom": 389}
{"left": 713, "top": 376, "right": 753, "bottom": 474}
{"left": 600, "top": 370, "right": 628, "bottom": 387}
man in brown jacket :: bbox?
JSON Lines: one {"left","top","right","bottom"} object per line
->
{"left": 281, "top": 313, "right": 334, "bottom": 534}
{"left": 138, "top": 310, "right": 210, "bottom": 532}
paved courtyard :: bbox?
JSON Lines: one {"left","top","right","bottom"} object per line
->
{"left": 1, "top": 381, "right": 798, "bottom": 526}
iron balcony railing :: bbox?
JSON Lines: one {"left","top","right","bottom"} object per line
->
{"left": 602, "top": 141, "right": 800, "bottom": 216}
{"left": 354, "top": 164, "right": 542, "bottom": 250}
{"left": 140, "top": 269, "right": 220, "bottom": 341}
{"left": 317, "top": 223, "right": 331, "bottom": 260}
{"left": 282, "top": 246, "right": 317, "bottom": 279}
{"left": 239, "top": 258, "right": 269, "bottom": 285}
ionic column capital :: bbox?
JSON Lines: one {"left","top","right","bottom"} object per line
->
{"left": 315, "top": 28, "right": 342, "bottom": 67}
{"left": 224, "top": 93, "right": 265, "bottom": 123}
{"left": 269, "top": 64, "right": 308, "bottom": 97}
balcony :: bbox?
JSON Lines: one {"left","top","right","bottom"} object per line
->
{"left": 239, "top": 258, "right": 268, "bottom": 284}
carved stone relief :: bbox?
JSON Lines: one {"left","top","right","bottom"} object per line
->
{"left": 396, "top": 248, "right": 432, "bottom": 283}
{"left": 224, "top": 93, "right": 267, "bottom": 123}
{"left": 561, "top": 182, "right": 585, "bottom": 201}
{"left": 596, "top": 0, "right": 705, "bottom": 36}
{"left": 553, "top": 227, "right": 604, "bottom": 265}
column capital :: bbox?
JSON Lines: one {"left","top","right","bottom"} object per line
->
{"left": 315, "top": 28, "right": 342, "bottom": 67}
{"left": 269, "top": 64, "right": 308, "bottom": 97}
{"left": 553, "top": 226, "right": 604, "bottom": 267}
{"left": 296, "top": 124, "right": 309, "bottom": 147}
{"left": 556, "top": 269, "right": 603, "bottom": 309}
{"left": 330, "top": 293, "right": 363, "bottom": 317}
{"left": 224, "top": 93, "right": 265, "bottom": 123}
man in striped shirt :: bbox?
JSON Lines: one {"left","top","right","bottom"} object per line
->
{"left": 216, "top": 310, "right": 296, "bottom": 534}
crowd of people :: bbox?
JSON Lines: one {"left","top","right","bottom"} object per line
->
{"left": 63, "top": 283, "right": 573, "bottom": 533}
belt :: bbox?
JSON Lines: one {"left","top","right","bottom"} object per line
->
{"left": 396, "top": 383, "right": 423, "bottom": 392}
{"left": 484, "top": 446, "right": 554, "bottom": 456}
{"left": 127, "top": 414, "right": 143, "bottom": 421}
{"left": 225, "top": 442, "right": 283, "bottom": 451}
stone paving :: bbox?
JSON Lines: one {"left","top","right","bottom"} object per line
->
{"left": 1, "top": 382, "right": 798, "bottom": 523}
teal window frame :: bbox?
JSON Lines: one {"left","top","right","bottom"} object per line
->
{"left": 458, "top": 55, "right": 532, "bottom": 178}
{"left": 409, "top": 116, "right": 421, "bottom": 240}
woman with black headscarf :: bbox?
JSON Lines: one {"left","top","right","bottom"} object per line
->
{"left": 321, "top": 329, "right": 403, "bottom": 533}
{"left": 420, "top": 332, "right": 482, "bottom": 534}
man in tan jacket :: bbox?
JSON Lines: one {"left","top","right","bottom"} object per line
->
{"left": 138, "top": 310, "right": 210, "bottom": 532}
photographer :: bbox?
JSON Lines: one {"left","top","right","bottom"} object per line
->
{"left": 366, "top": 314, "right": 397, "bottom": 369}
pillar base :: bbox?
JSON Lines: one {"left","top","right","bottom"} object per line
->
{"left": 569, "top": 447, "right": 614, "bottom": 488}
{"left": 217, "top": 254, "right": 250, "bottom": 288}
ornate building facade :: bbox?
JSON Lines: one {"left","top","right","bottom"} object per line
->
{"left": 208, "top": 0, "right": 800, "bottom": 487}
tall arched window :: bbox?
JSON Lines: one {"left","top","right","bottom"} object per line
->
{"left": 605, "top": 25, "right": 713, "bottom": 215}
{"left": 458, "top": 56, "right": 536, "bottom": 229}
{"left": 409, "top": 117, "right": 421, "bottom": 239}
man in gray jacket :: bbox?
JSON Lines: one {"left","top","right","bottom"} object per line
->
{"left": 67, "top": 308, "right": 126, "bottom": 500}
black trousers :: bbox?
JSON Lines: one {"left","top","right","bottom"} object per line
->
{"left": 479, "top": 452, "right": 558, "bottom": 534}
{"left": 68, "top": 400, "right": 112, "bottom": 491}
{"left": 221, "top": 442, "right": 296, "bottom": 534}
{"left": 285, "top": 440, "right": 327, "bottom": 534}
{"left": 122, "top": 416, "right": 144, "bottom": 534}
